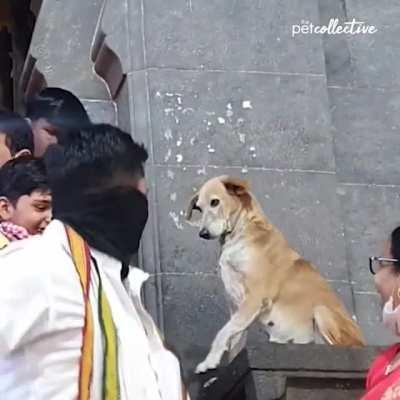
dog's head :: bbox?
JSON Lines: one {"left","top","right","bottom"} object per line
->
{"left": 186, "top": 175, "right": 251, "bottom": 240}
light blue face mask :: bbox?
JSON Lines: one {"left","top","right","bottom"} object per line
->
{"left": 383, "top": 291, "right": 400, "bottom": 336}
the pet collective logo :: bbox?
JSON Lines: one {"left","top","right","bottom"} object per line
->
{"left": 292, "top": 18, "right": 378, "bottom": 37}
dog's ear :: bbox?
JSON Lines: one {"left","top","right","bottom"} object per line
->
{"left": 219, "top": 176, "right": 251, "bottom": 208}
{"left": 185, "top": 192, "right": 200, "bottom": 221}
{"left": 219, "top": 176, "right": 249, "bottom": 195}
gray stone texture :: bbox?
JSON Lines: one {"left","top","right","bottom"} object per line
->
{"left": 22, "top": 0, "right": 400, "bottom": 397}
{"left": 24, "top": 0, "right": 110, "bottom": 99}
{"left": 82, "top": 100, "right": 117, "bottom": 124}
{"left": 143, "top": 0, "right": 325, "bottom": 74}
{"left": 321, "top": 0, "right": 400, "bottom": 89}
{"left": 149, "top": 71, "right": 335, "bottom": 171}
{"left": 162, "top": 274, "right": 229, "bottom": 363}
{"left": 330, "top": 88, "right": 400, "bottom": 185}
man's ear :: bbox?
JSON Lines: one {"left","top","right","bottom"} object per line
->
{"left": 185, "top": 193, "right": 199, "bottom": 221}
{"left": 0, "top": 197, "right": 13, "bottom": 221}
{"left": 219, "top": 176, "right": 251, "bottom": 208}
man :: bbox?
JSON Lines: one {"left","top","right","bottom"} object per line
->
{"left": 0, "top": 110, "right": 33, "bottom": 166}
{"left": 0, "top": 124, "right": 189, "bottom": 399}
{"left": 26, "top": 87, "right": 91, "bottom": 156}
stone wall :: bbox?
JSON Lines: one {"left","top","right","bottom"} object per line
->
{"left": 21, "top": 0, "right": 400, "bottom": 397}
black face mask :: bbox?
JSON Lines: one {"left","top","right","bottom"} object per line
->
{"left": 53, "top": 186, "right": 148, "bottom": 279}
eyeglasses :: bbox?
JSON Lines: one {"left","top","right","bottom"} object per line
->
{"left": 369, "top": 256, "right": 399, "bottom": 275}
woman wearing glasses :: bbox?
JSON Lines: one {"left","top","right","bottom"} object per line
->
{"left": 363, "top": 226, "right": 400, "bottom": 399}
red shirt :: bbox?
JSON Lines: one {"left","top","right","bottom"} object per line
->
{"left": 362, "top": 344, "right": 400, "bottom": 399}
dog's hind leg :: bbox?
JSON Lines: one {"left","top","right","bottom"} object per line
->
{"left": 195, "top": 296, "right": 266, "bottom": 374}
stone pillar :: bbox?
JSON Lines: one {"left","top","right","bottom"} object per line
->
{"left": 20, "top": 0, "right": 116, "bottom": 124}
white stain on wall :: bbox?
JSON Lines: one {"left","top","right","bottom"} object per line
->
{"left": 242, "top": 100, "right": 253, "bottom": 109}
{"left": 164, "top": 129, "right": 173, "bottom": 140}
{"left": 197, "top": 166, "right": 206, "bottom": 175}
{"left": 164, "top": 149, "right": 172, "bottom": 162}
{"left": 169, "top": 211, "right": 184, "bottom": 230}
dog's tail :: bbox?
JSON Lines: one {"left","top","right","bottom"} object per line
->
{"left": 314, "top": 304, "right": 366, "bottom": 346}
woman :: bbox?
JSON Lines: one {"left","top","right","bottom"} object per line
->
{"left": 362, "top": 226, "right": 400, "bottom": 399}
{"left": 26, "top": 87, "right": 91, "bottom": 157}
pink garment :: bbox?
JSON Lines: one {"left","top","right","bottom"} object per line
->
{"left": 0, "top": 222, "right": 30, "bottom": 242}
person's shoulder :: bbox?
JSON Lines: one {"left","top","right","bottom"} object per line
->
{"left": 0, "top": 220, "right": 70, "bottom": 271}
{"left": 0, "top": 235, "right": 41, "bottom": 260}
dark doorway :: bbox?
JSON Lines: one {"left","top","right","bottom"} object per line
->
{"left": 0, "top": 0, "right": 39, "bottom": 110}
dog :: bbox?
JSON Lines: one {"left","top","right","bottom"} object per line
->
{"left": 186, "top": 175, "right": 365, "bottom": 374}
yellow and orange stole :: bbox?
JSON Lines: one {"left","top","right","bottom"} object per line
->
{"left": 0, "top": 232, "right": 9, "bottom": 250}
{"left": 66, "top": 225, "right": 120, "bottom": 400}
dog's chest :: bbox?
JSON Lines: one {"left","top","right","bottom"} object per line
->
{"left": 219, "top": 243, "right": 248, "bottom": 306}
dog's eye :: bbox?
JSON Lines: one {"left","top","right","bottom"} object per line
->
{"left": 210, "top": 199, "right": 220, "bottom": 208}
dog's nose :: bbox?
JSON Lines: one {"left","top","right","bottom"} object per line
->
{"left": 199, "top": 228, "right": 211, "bottom": 240}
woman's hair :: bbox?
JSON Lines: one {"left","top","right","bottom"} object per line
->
{"left": 26, "top": 87, "right": 91, "bottom": 135}
{"left": 0, "top": 156, "right": 49, "bottom": 205}
{"left": 391, "top": 226, "right": 400, "bottom": 268}
{"left": 0, "top": 110, "right": 34, "bottom": 155}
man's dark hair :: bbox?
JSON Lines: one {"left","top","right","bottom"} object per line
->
{"left": 44, "top": 123, "right": 148, "bottom": 194}
{"left": 0, "top": 156, "right": 49, "bottom": 205}
{"left": 45, "top": 124, "right": 148, "bottom": 280}
{"left": 26, "top": 87, "right": 91, "bottom": 135}
{"left": 0, "top": 110, "right": 34, "bottom": 155}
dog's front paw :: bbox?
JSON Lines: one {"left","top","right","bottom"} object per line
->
{"left": 195, "top": 361, "right": 213, "bottom": 374}
{"left": 195, "top": 356, "right": 220, "bottom": 374}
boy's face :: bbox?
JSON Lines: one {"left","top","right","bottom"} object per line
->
{"left": 0, "top": 190, "right": 52, "bottom": 235}
{"left": 0, "top": 133, "right": 12, "bottom": 167}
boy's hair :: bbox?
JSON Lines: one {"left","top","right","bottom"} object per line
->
{"left": 44, "top": 123, "right": 148, "bottom": 200}
{"left": 0, "top": 110, "right": 34, "bottom": 155}
{"left": 0, "top": 156, "right": 49, "bottom": 205}
{"left": 26, "top": 87, "right": 91, "bottom": 136}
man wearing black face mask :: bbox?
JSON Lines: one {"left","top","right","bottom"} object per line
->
{"left": 0, "top": 124, "right": 189, "bottom": 400}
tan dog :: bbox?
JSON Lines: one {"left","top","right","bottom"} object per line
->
{"left": 186, "top": 176, "right": 365, "bottom": 374}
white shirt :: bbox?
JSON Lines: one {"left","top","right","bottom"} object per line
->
{"left": 0, "top": 220, "right": 187, "bottom": 400}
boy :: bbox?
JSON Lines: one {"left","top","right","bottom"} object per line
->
{"left": 0, "top": 110, "right": 34, "bottom": 167}
{"left": 0, "top": 157, "right": 52, "bottom": 249}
